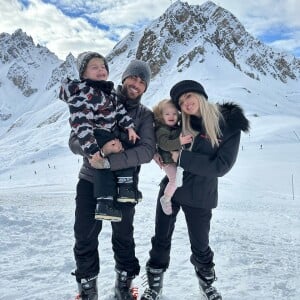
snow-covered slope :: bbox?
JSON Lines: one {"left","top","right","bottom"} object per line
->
{"left": 0, "top": 123, "right": 299, "bottom": 300}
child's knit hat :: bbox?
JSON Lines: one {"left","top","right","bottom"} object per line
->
{"left": 76, "top": 51, "right": 109, "bottom": 79}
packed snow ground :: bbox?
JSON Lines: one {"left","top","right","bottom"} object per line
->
{"left": 0, "top": 116, "right": 300, "bottom": 300}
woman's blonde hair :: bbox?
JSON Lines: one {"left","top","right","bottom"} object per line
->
{"left": 153, "top": 99, "right": 179, "bottom": 125}
{"left": 180, "top": 93, "right": 222, "bottom": 147}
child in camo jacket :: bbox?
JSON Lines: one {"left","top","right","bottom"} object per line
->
{"left": 59, "top": 51, "right": 139, "bottom": 222}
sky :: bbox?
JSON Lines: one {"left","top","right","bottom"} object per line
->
{"left": 1, "top": 0, "right": 299, "bottom": 60}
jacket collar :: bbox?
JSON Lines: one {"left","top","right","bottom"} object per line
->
{"left": 219, "top": 102, "right": 250, "bottom": 132}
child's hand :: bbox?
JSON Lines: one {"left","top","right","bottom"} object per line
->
{"left": 128, "top": 127, "right": 140, "bottom": 144}
{"left": 179, "top": 133, "right": 193, "bottom": 145}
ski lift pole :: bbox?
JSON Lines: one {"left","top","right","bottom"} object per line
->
{"left": 292, "top": 174, "right": 295, "bottom": 200}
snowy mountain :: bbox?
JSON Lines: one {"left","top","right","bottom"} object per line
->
{"left": 0, "top": 0, "right": 299, "bottom": 173}
{"left": 0, "top": 1, "right": 298, "bottom": 176}
{"left": 106, "top": 1, "right": 300, "bottom": 121}
{"left": 0, "top": 28, "right": 78, "bottom": 125}
{"left": 108, "top": 1, "right": 300, "bottom": 83}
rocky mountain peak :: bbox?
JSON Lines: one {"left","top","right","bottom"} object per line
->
{"left": 109, "top": 1, "right": 299, "bottom": 83}
{"left": 0, "top": 29, "right": 35, "bottom": 64}
{"left": 0, "top": 29, "right": 61, "bottom": 97}
{"left": 46, "top": 53, "right": 78, "bottom": 90}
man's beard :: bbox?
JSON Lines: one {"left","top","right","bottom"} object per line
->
{"left": 122, "top": 84, "right": 141, "bottom": 101}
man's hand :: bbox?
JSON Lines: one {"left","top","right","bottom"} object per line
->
{"left": 153, "top": 153, "right": 164, "bottom": 169}
{"left": 101, "top": 139, "right": 123, "bottom": 156}
{"left": 89, "top": 152, "right": 110, "bottom": 169}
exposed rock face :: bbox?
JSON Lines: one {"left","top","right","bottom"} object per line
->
{"left": 108, "top": 1, "right": 299, "bottom": 83}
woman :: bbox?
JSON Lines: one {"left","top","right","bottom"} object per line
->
{"left": 141, "top": 80, "right": 250, "bottom": 300}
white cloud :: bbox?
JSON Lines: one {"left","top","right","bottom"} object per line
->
{"left": 0, "top": 0, "right": 299, "bottom": 59}
{"left": 0, "top": 0, "right": 116, "bottom": 59}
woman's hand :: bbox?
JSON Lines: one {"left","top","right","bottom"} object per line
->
{"left": 101, "top": 138, "right": 123, "bottom": 156}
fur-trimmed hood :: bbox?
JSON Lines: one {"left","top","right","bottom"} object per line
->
{"left": 219, "top": 102, "right": 250, "bottom": 133}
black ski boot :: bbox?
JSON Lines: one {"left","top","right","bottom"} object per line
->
{"left": 117, "top": 183, "right": 137, "bottom": 204}
{"left": 114, "top": 269, "right": 135, "bottom": 300}
{"left": 77, "top": 275, "right": 98, "bottom": 300}
{"left": 195, "top": 266, "right": 222, "bottom": 300}
{"left": 95, "top": 196, "right": 122, "bottom": 222}
{"left": 140, "top": 266, "right": 164, "bottom": 300}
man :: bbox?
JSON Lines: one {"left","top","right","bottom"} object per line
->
{"left": 68, "top": 60, "right": 156, "bottom": 300}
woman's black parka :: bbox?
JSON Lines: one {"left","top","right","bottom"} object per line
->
{"left": 169, "top": 102, "right": 250, "bottom": 209}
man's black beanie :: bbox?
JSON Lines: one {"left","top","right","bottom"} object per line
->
{"left": 170, "top": 80, "right": 208, "bottom": 110}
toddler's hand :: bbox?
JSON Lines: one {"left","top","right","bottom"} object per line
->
{"left": 128, "top": 127, "right": 140, "bottom": 144}
{"left": 179, "top": 133, "right": 193, "bottom": 145}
